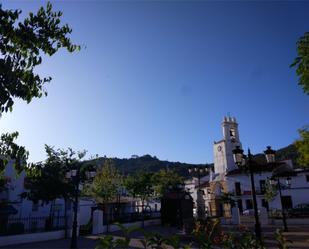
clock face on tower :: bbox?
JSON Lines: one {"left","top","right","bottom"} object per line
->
{"left": 217, "top": 146, "right": 222, "bottom": 152}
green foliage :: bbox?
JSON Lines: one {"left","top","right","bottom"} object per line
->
{"left": 275, "top": 229, "right": 292, "bottom": 249}
{"left": 88, "top": 159, "right": 122, "bottom": 204}
{"left": 234, "top": 232, "right": 265, "bottom": 249}
{"left": 125, "top": 171, "right": 154, "bottom": 203}
{"left": 0, "top": 131, "right": 28, "bottom": 173}
{"left": 87, "top": 154, "right": 210, "bottom": 177}
{"left": 220, "top": 192, "right": 235, "bottom": 207}
{"left": 192, "top": 219, "right": 221, "bottom": 249}
{"left": 151, "top": 169, "right": 184, "bottom": 197}
{"left": 23, "top": 145, "right": 88, "bottom": 204}
{"left": 295, "top": 126, "right": 309, "bottom": 167}
{"left": 0, "top": 131, "right": 29, "bottom": 192}
{"left": 192, "top": 221, "right": 266, "bottom": 249}
{"left": 291, "top": 32, "right": 309, "bottom": 94}
{"left": 95, "top": 223, "right": 139, "bottom": 249}
{"left": 93, "top": 222, "right": 291, "bottom": 249}
{"left": 164, "top": 235, "right": 181, "bottom": 249}
{"left": 143, "top": 232, "right": 166, "bottom": 249}
{"left": 95, "top": 235, "right": 115, "bottom": 249}
{"left": 264, "top": 178, "right": 278, "bottom": 202}
{"left": 0, "top": 2, "right": 80, "bottom": 113}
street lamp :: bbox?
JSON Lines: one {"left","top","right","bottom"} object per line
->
{"left": 265, "top": 146, "right": 292, "bottom": 232}
{"left": 188, "top": 166, "right": 210, "bottom": 220}
{"left": 66, "top": 164, "right": 96, "bottom": 249}
{"left": 232, "top": 145, "right": 273, "bottom": 241}
{"left": 269, "top": 176, "right": 291, "bottom": 232}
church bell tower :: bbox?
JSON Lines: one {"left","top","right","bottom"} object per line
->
{"left": 213, "top": 116, "right": 242, "bottom": 174}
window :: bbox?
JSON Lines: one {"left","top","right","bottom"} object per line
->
{"left": 246, "top": 199, "right": 253, "bottom": 209}
{"left": 235, "top": 182, "right": 241, "bottom": 196}
{"left": 306, "top": 175, "right": 309, "bottom": 182}
{"left": 281, "top": 196, "right": 293, "bottom": 209}
{"left": 230, "top": 129, "right": 236, "bottom": 138}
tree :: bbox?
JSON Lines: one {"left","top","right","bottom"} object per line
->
{"left": 0, "top": 2, "right": 79, "bottom": 114}
{"left": 291, "top": 33, "right": 309, "bottom": 167}
{"left": 23, "top": 146, "right": 75, "bottom": 206}
{"left": 151, "top": 169, "right": 184, "bottom": 197}
{"left": 125, "top": 171, "right": 154, "bottom": 226}
{"left": 87, "top": 159, "right": 122, "bottom": 231}
{"left": 294, "top": 126, "right": 309, "bottom": 167}
{"left": 291, "top": 32, "right": 309, "bottom": 94}
{"left": 264, "top": 179, "right": 277, "bottom": 202}
{"left": 125, "top": 171, "right": 154, "bottom": 208}
{"left": 23, "top": 145, "right": 91, "bottom": 234}
{"left": 0, "top": 131, "right": 29, "bottom": 191}
{"left": 220, "top": 192, "right": 235, "bottom": 207}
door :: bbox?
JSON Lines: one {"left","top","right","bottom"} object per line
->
{"left": 281, "top": 196, "right": 293, "bottom": 209}
{"left": 237, "top": 199, "right": 243, "bottom": 213}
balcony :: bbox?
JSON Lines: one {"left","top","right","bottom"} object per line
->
{"left": 233, "top": 189, "right": 265, "bottom": 196}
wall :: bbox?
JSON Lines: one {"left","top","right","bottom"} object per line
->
{"left": 0, "top": 230, "right": 67, "bottom": 247}
{"left": 227, "top": 172, "right": 309, "bottom": 211}
{"left": 79, "top": 199, "right": 96, "bottom": 226}
{"left": 3, "top": 161, "right": 72, "bottom": 219}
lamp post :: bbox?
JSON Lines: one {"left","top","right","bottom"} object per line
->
{"left": 188, "top": 166, "right": 209, "bottom": 220}
{"left": 66, "top": 164, "right": 96, "bottom": 249}
{"left": 269, "top": 177, "right": 291, "bottom": 232}
{"left": 265, "top": 146, "right": 292, "bottom": 232}
{"left": 232, "top": 146, "right": 262, "bottom": 241}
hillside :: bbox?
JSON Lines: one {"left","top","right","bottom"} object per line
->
{"left": 87, "top": 154, "right": 212, "bottom": 177}
{"left": 87, "top": 144, "right": 299, "bottom": 177}
{"left": 253, "top": 144, "right": 299, "bottom": 166}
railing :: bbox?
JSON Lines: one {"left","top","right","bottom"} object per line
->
{"left": 233, "top": 189, "right": 265, "bottom": 196}
{"left": 0, "top": 215, "right": 66, "bottom": 236}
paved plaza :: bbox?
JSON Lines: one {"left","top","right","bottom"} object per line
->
{"left": 1, "top": 224, "right": 309, "bottom": 249}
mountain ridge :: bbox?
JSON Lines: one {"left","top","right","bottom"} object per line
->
{"left": 87, "top": 144, "right": 299, "bottom": 177}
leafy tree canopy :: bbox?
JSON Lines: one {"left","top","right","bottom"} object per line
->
{"left": 0, "top": 131, "right": 28, "bottom": 192}
{"left": 23, "top": 145, "right": 89, "bottom": 204}
{"left": 125, "top": 171, "right": 154, "bottom": 203}
{"left": 220, "top": 192, "right": 236, "bottom": 206}
{"left": 0, "top": 2, "right": 79, "bottom": 113}
{"left": 151, "top": 169, "right": 184, "bottom": 197}
{"left": 291, "top": 32, "right": 309, "bottom": 94}
{"left": 87, "top": 159, "right": 122, "bottom": 205}
{"left": 0, "top": 131, "right": 28, "bottom": 173}
{"left": 264, "top": 179, "right": 277, "bottom": 202}
{"left": 295, "top": 126, "right": 309, "bottom": 167}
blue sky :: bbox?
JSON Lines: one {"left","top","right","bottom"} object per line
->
{"left": 1, "top": 1, "right": 308, "bottom": 164}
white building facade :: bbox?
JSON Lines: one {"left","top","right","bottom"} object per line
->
{"left": 207, "top": 116, "right": 309, "bottom": 216}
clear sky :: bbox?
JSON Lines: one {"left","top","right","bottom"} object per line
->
{"left": 1, "top": 0, "right": 308, "bottom": 164}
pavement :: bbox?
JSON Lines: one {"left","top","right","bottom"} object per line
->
{"left": 1, "top": 224, "right": 309, "bottom": 249}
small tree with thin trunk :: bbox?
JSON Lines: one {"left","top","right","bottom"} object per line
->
{"left": 125, "top": 171, "right": 154, "bottom": 227}
{"left": 23, "top": 146, "right": 90, "bottom": 235}
{"left": 87, "top": 159, "right": 122, "bottom": 232}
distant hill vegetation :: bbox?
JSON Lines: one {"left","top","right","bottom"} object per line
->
{"left": 87, "top": 144, "right": 299, "bottom": 177}
{"left": 87, "top": 154, "right": 211, "bottom": 177}
{"left": 253, "top": 144, "right": 299, "bottom": 166}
